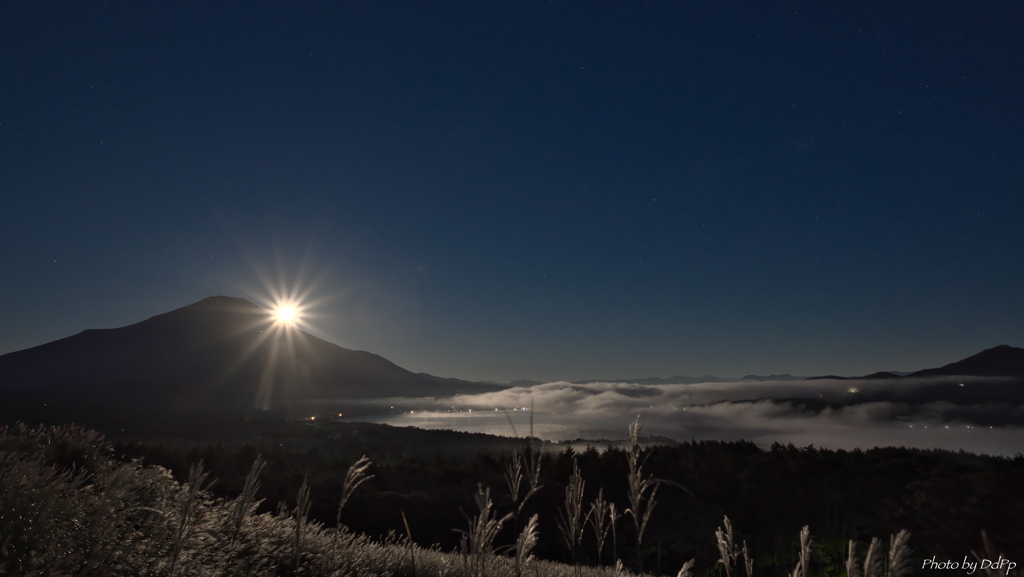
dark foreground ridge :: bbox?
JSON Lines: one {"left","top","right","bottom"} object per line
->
{"left": 2, "top": 419, "right": 1021, "bottom": 576}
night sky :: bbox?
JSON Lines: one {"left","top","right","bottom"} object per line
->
{"left": 2, "top": 2, "right": 1022, "bottom": 383}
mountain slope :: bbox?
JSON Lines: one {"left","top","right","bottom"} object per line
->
{"left": 803, "top": 346, "right": 1024, "bottom": 381}
{"left": 909, "top": 345, "right": 1024, "bottom": 379}
{"left": 0, "top": 296, "right": 494, "bottom": 411}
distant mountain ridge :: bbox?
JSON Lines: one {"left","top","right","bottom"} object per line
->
{"left": 739, "top": 374, "right": 804, "bottom": 382}
{"left": 512, "top": 347, "right": 1024, "bottom": 386}
{"left": 504, "top": 374, "right": 807, "bottom": 386}
{"left": 0, "top": 296, "right": 500, "bottom": 413}
{"left": 909, "top": 345, "right": 1024, "bottom": 379}
{"left": 572, "top": 374, "right": 805, "bottom": 385}
{"left": 803, "top": 346, "right": 1024, "bottom": 381}
{"left": 505, "top": 379, "right": 544, "bottom": 388}
{"left": 2, "top": 297, "right": 1021, "bottom": 415}
{"left": 805, "top": 372, "right": 905, "bottom": 381}
{"left": 574, "top": 375, "right": 728, "bottom": 385}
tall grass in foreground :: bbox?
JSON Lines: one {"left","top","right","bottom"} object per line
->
{"left": 556, "top": 458, "right": 586, "bottom": 567}
{"left": 586, "top": 488, "right": 616, "bottom": 567}
{"left": 625, "top": 416, "right": 662, "bottom": 575}
{"left": 2, "top": 421, "right": 1017, "bottom": 577}
{"left": 456, "top": 485, "right": 514, "bottom": 577}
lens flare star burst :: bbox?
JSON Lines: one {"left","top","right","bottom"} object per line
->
{"left": 226, "top": 262, "right": 334, "bottom": 411}
{"left": 274, "top": 304, "right": 299, "bottom": 325}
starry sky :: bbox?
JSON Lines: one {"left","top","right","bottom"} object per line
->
{"left": 2, "top": 2, "right": 1022, "bottom": 383}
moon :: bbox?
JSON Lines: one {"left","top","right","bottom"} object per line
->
{"left": 275, "top": 305, "right": 298, "bottom": 324}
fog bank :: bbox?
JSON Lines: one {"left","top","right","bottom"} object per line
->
{"left": 352, "top": 377, "right": 1024, "bottom": 456}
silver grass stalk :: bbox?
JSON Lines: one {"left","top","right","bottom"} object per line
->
{"left": 972, "top": 531, "right": 996, "bottom": 576}
{"left": 715, "top": 516, "right": 738, "bottom": 577}
{"left": 522, "top": 442, "right": 544, "bottom": 514}
{"left": 610, "top": 501, "right": 620, "bottom": 566}
{"left": 229, "top": 454, "right": 265, "bottom": 544}
{"left": 507, "top": 397, "right": 543, "bottom": 516}
{"left": 789, "top": 525, "right": 811, "bottom": 577}
{"left": 845, "top": 540, "right": 861, "bottom": 577}
{"left": 169, "top": 461, "right": 211, "bottom": 577}
{"left": 888, "top": 530, "right": 912, "bottom": 577}
{"left": 337, "top": 454, "right": 374, "bottom": 528}
{"left": 587, "top": 488, "right": 614, "bottom": 565}
{"left": 504, "top": 409, "right": 520, "bottom": 438}
{"left": 742, "top": 540, "right": 754, "bottom": 577}
{"left": 294, "top": 475, "right": 312, "bottom": 570}
{"left": 506, "top": 446, "right": 544, "bottom": 517}
{"left": 625, "top": 415, "right": 661, "bottom": 575}
{"left": 715, "top": 516, "right": 754, "bottom": 577}
{"left": 401, "top": 510, "right": 417, "bottom": 577}
{"left": 455, "top": 485, "right": 513, "bottom": 577}
{"left": 971, "top": 531, "right": 1021, "bottom": 577}
{"left": 556, "top": 457, "right": 587, "bottom": 563}
{"left": 505, "top": 451, "right": 524, "bottom": 506}
{"left": 515, "top": 513, "right": 540, "bottom": 577}
{"left": 677, "top": 558, "right": 696, "bottom": 577}
{"left": 863, "top": 537, "right": 883, "bottom": 577}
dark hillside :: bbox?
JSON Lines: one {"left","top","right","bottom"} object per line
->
{"left": 110, "top": 419, "right": 1024, "bottom": 574}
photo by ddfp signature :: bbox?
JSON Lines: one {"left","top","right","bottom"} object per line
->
{"left": 922, "top": 556, "right": 1017, "bottom": 575}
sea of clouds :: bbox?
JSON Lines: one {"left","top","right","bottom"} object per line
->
{"left": 356, "top": 377, "right": 1024, "bottom": 456}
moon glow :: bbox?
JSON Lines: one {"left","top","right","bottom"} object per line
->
{"left": 275, "top": 305, "right": 298, "bottom": 324}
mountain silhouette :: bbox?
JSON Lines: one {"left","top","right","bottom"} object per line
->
{"left": 909, "top": 345, "right": 1024, "bottom": 379}
{"left": 803, "top": 346, "right": 1024, "bottom": 381}
{"left": 806, "top": 371, "right": 906, "bottom": 380}
{"left": 856, "top": 371, "right": 899, "bottom": 379}
{"left": 0, "top": 296, "right": 496, "bottom": 413}
{"left": 574, "top": 375, "right": 728, "bottom": 385}
{"left": 739, "top": 374, "right": 804, "bottom": 382}
{"left": 505, "top": 379, "right": 544, "bottom": 388}
{"left": 793, "top": 346, "right": 1024, "bottom": 405}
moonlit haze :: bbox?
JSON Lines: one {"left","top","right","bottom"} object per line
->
{"left": 358, "top": 377, "right": 1024, "bottom": 456}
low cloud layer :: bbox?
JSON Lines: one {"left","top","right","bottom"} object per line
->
{"left": 358, "top": 377, "right": 1024, "bottom": 456}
